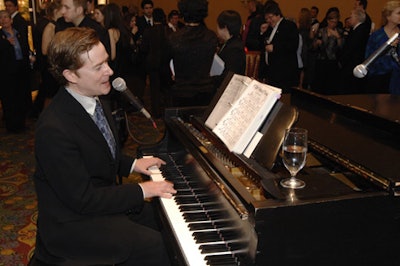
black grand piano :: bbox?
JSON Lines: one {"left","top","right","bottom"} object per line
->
{"left": 140, "top": 87, "right": 400, "bottom": 266}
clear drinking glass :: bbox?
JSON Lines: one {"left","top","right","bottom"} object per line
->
{"left": 280, "top": 128, "right": 307, "bottom": 189}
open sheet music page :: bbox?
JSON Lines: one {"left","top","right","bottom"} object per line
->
{"left": 205, "top": 74, "right": 252, "bottom": 129}
{"left": 211, "top": 80, "right": 281, "bottom": 154}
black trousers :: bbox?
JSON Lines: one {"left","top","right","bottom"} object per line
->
{"left": 34, "top": 203, "right": 171, "bottom": 266}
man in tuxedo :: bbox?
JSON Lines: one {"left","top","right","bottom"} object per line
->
{"left": 338, "top": 8, "right": 370, "bottom": 93}
{"left": 33, "top": 27, "right": 175, "bottom": 265}
{"left": 261, "top": 3, "right": 299, "bottom": 93}
{"left": 56, "top": 0, "right": 110, "bottom": 55}
{"left": 310, "top": 6, "right": 319, "bottom": 26}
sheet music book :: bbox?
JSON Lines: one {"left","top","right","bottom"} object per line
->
{"left": 205, "top": 74, "right": 282, "bottom": 154}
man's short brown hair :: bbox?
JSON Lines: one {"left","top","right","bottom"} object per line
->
{"left": 47, "top": 27, "right": 100, "bottom": 86}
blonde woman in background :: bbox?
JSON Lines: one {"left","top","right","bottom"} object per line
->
{"left": 364, "top": 0, "right": 400, "bottom": 94}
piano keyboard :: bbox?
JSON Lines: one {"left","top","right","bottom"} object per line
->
{"left": 147, "top": 154, "right": 247, "bottom": 266}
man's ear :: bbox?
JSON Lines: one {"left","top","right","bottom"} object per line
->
{"left": 63, "top": 69, "right": 77, "bottom": 84}
{"left": 77, "top": 5, "right": 84, "bottom": 16}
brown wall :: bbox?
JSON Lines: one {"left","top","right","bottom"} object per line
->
{"left": 115, "top": 0, "right": 383, "bottom": 32}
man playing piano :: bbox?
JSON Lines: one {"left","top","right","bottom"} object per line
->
{"left": 32, "top": 27, "right": 176, "bottom": 265}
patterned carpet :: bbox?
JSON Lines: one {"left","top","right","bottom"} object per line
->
{"left": 0, "top": 101, "right": 165, "bottom": 265}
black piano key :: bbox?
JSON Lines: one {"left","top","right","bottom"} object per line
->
{"left": 179, "top": 204, "right": 203, "bottom": 212}
{"left": 193, "top": 231, "right": 221, "bottom": 243}
{"left": 196, "top": 195, "right": 219, "bottom": 203}
{"left": 200, "top": 243, "right": 230, "bottom": 253}
{"left": 175, "top": 195, "right": 217, "bottom": 205}
{"left": 160, "top": 169, "right": 181, "bottom": 176}
{"left": 213, "top": 220, "right": 236, "bottom": 229}
{"left": 205, "top": 254, "right": 238, "bottom": 266}
{"left": 180, "top": 202, "right": 223, "bottom": 212}
{"left": 189, "top": 222, "right": 214, "bottom": 231}
{"left": 174, "top": 196, "right": 199, "bottom": 205}
{"left": 184, "top": 210, "right": 229, "bottom": 222}
{"left": 184, "top": 212, "right": 209, "bottom": 222}
{"left": 172, "top": 183, "right": 191, "bottom": 190}
{"left": 189, "top": 220, "right": 236, "bottom": 231}
{"left": 228, "top": 242, "right": 247, "bottom": 251}
{"left": 194, "top": 229, "right": 241, "bottom": 243}
{"left": 175, "top": 190, "right": 195, "bottom": 196}
{"left": 219, "top": 230, "right": 241, "bottom": 241}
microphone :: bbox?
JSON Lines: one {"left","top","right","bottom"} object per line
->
{"left": 353, "top": 33, "right": 399, "bottom": 78}
{"left": 112, "top": 77, "right": 157, "bottom": 128}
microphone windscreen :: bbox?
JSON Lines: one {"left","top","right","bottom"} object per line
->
{"left": 112, "top": 77, "right": 126, "bottom": 92}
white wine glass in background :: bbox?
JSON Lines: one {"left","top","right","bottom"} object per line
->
{"left": 280, "top": 128, "right": 307, "bottom": 189}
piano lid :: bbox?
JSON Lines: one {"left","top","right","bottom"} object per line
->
{"left": 287, "top": 88, "right": 400, "bottom": 191}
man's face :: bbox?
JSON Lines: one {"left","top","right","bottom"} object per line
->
{"left": 248, "top": 1, "right": 256, "bottom": 13}
{"left": 68, "top": 43, "right": 113, "bottom": 97}
{"left": 0, "top": 12, "right": 12, "bottom": 28}
{"left": 310, "top": 8, "right": 318, "bottom": 19}
{"left": 265, "top": 13, "right": 280, "bottom": 28}
{"left": 349, "top": 11, "right": 357, "bottom": 27}
{"left": 5, "top": 1, "right": 18, "bottom": 15}
{"left": 169, "top": 15, "right": 179, "bottom": 26}
{"left": 61, "top": 0, "right": 82, "bottom": 25}
{"left": 143, "top": 4, "right": 153, "bottom": 18}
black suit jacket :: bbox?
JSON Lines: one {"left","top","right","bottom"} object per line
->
{"left": 34, "top": 88, "right": 145, "bottom": 264}
{"left": 136, "top": 15, "right": 152, "bottom": 39}
{"left": 140, "top": 23, "right": 169, "bottom": 71}
{"left": 339, "top": 22, "right": 370, "bottom": 72}
{"left": 78, "top": 16, "right": 111, "bottom": 56}
{"left": 338, "top": 22, "right": 371, "bottom": 92}
{"left": 263, "top": 19, "right": 299, "bottom": 90}
{"left": 167, "top": 24, "right": 218, "bottom": 97}
{"left": 11, "top": 12, "right": 28, "bottom": 45}
{"left": 214, "top": 36, "right": 246, "bottom": 88}
{"left": 219, "top": 36, "right": 246, "bottom": 76}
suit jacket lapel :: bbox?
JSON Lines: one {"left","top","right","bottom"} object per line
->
{"left": 58, "top": 89, "right": 118, "bottom": 160}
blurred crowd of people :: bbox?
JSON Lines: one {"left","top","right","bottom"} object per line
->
{"left": 1, "top": 0, "right": 400, "bottom": 135}
{"left": 244, "top": 0, "right": 400, "bottom": 95}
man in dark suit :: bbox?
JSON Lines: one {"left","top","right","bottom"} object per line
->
{"left": 33, "top": 27, "right": 175, "bottom": 265}
{"left": 136, "top": 0, "right": 154, "bottom": 39}
{"left": 338, "top": 8, "right": 370, "bottom": 93}
{"left": 4, "top": 0, "right": 28, "bottom": 44}
{"left": 4, "top": 0, "right": 32, "bottom": 114}
{"left": 57, "top": 0, "right": 111, "bottom": 56}
{"left": 134, "top": 0, "right": 154, "bottom": 101}
{"left": 354, "top": 0, "right": 373, "bottom": 33}
{"left": 261, "top": 3, "right": 299, "bottom": 93}
{"left": 0, "top": 10, "right": 31, "bottom": 133}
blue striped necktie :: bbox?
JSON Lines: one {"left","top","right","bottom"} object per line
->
{"left": 93, "top": 100, "right": 116, "bottom": 158}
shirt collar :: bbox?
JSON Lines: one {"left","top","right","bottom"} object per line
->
{"left": 11, "top": 11, "right": 18, "bottom": 19}
{"left": 353, "top": 22, "right": 362, "bottom": 30}
{"left": 65, "top": 87, "right": 97, "bottom": 116}
{"left": 274, "top": 17, "right": 283, "bottom": 30}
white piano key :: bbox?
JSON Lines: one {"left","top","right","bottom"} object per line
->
{"left": 149, "top": 164, "right": 234, "bottom": 265}
{"left": 149, "top": 165, "right": 208, "bottom": 266}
